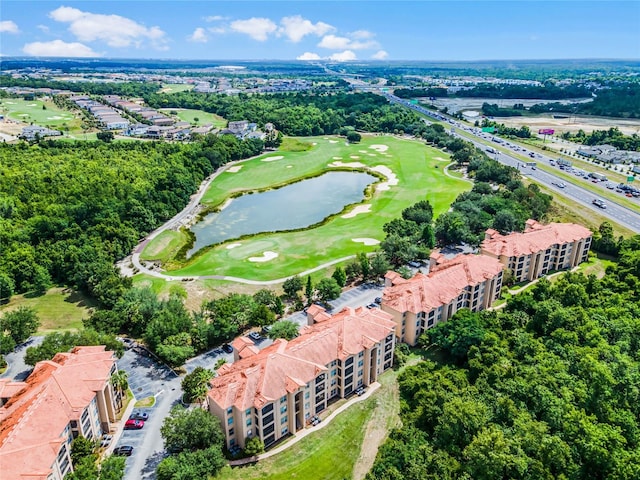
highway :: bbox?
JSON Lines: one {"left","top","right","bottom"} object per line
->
{"left": 376, "top": 87, "right": 640, "bottom": 233}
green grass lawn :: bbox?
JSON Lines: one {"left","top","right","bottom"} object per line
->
{"left": 152, "top": 135, "right": 469, "bottom": 280}
{"left": 141, "top": 230, "right": 189, "bottom": 262}
{"left": 0, "top": 287, "right": 96, "bottom": 332}
{"left": 159, "top": 108, "right": 227, "bottom": 128}
{"left": 159, "top": 83, "right": 195, "bottom": 94}
{"left": 215, "top": 367, "right": 402, "bottom": 480}
{"left": 0, "top": 98, "right": 80, "bottom": 130}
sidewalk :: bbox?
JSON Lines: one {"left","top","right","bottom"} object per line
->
{"left": 103, "top": 391, "right": 137, "bottom": 456}
{"left": 229, "top": 381, "right": 381, "bottom": 466}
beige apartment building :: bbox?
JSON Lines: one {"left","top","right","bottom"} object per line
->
{"left": 481, "top": 220, "right": 592, "bottom": 283}
{"left": 0, "top": 346, "right": 121, "bottom": 480}
{"left": 381, "top": 253, "right": 504, "bottom": 345}
{"left": 207, "top": 306, "right": 396, "bottom": 450}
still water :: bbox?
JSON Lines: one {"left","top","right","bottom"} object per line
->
{"left": 187, "top": 171, "right": 377, "bottom": 257}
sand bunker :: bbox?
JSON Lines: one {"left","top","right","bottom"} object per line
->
{"left": 47, "top": 116, "right": 64, "bottom": 120}
{"left": 249, "top": 251, "right": 278, "bottom": 262}
{"left": 286, "top": 165, "right": 293, "bottom": 168}
{"left": 349, "top": 155, "right": 360, "bottom": 159}
{"left": 27, "top": 104, "right": 37, "bottom": 107}
{"left": 372, "top": 165, "right": 399, "bottom": 191}
{"left": 352, "top": 238, "right": 380, "bottom": 246}
{"left": 329, "top": 140, "right": 338, "bottom": 144}
{"left": 369, "top": 144, "right": 389, "bottom": 153}
{"left": 332, "top": 156, "right": 342, "bottom": 160}
{"left": 261, "top": 155, "right": 284, "bottom": 162}
{"left": 312, "top": 142, "right": 317, "bottom": 145}
{"left": 226, "top": 165, "right": 243, "bottom": 173}
{"left": 434, "top": 156, "right": 448, "bottom": 161}
{"left": 226, "top": 243, "right": 242, "bottom": 249}
{"left": 328, "top": 161, "right": 365, "bottom": 168}
{"left": 359, "top": 150, "right": 368, "bottom": 154}
{"left": 342, "top": 204, "right": 371, "bottom": 218}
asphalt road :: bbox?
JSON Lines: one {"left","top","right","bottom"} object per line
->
{"left": 385, "top": 93, "right": 640, "bottom": 233}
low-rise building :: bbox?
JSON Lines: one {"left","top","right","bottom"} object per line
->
{"left": 382, "top": 253, "right": 504, "bottom": 345}
{"left": 207, "top": 306, "right": 396, "bottom": 450}
{"left": 19, "top": 125, "right": 62, "bottom": 141}
{"left": 480, "top": 220, "right": 592, "bottom": 283}
{"left": 0, "top": 346, "right": 121, "bottom": 480}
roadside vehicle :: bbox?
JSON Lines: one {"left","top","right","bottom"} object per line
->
{"left": 553, "top": 182, "right": 566, "bottom": 188}
{"left": 113, "top": 446, "right": 134, "bottom": 456}
{"left": 129, "top": 412, "right": 149, "bottom": 421}
{"left": 222, "top": 344, "right": 233, "bottom": 354}
{"left": 248, "top": 332, "right": 262, "bottom": 342}
{"left": 124, "top": 419, "right": 144, "bottom": 429}
{"left": 592, "top": 198, "right": 607, "bottom": 209}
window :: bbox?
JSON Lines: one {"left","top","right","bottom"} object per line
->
{"left": 345, "top": 357, "right": 354, "bottom": 366}
{"left": 358, "top": 351, "right": 364, "bottom": 358}
{"left": 227, "top": 417, "right": 233, "bottom": 425}
{"left": 264, "top": 424, "right": 275, "bottom": 436}
{"left": 280, "top": 405, "right": 287, "bottom": 414}
{"left": 263, "top": 413, "right": 274, "bottom": 425}
{"left": 281, "top": 426, "right": 289, "bottom": 435}
{"left": 317, "top": 373, "right": 325, "bottom": 381}
{"left": 281, "top": 416, "right": 288, "bottom": 424}
{"left": 280, "top": 396, "right": 287, "bottom": 404}
{"left": 304, "top": 402, "right": 310, "bottom": 410}
{"left": 226, "top": 407, "right": 233, "bottom": 415}
{"left": 331, "top": 369, "right": 337, "bottom": 376}
{"left": 246, "top": 418, "right": 252, "bottom": 426}
{"left": 305, "top": 391, "right": 310, "bottom": 399}
{"left": 262, "top": 404, "right": 274, "bottom": 415}
{"left": 228, "top": 428, "right": 234, "bottom": 436}
{"left": 245, "top": 408, "right": 252, "bottom": 417}
{"left": 358, "top": 369, "right": 363, "bottom": 377}
{"left": 345, "top": 365, "right": 354, "bottom": 376}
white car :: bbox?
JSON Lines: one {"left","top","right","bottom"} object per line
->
{"left": 553, "top": 182, "right": 566, "bottom": 188}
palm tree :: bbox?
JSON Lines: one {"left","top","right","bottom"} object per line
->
{"left": 110, "top": 370, "right": 129, "bottom": 410}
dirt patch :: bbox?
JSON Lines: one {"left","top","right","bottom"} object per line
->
{"left": 498, "top": 114, "right": 640, "bottom": 136}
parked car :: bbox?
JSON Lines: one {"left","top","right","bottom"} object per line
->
{"left": 129, "top": 412, "right": 149, "bottom": 421}
{"left": 261, "top": 325, "right": 272, "bottom": 335}
{"left": 222, "top": 344, "right": 233, "bottom": 354}
{"left": 309, "top": 415, "right": 321, "bottom": 426}
{"left": 248, "top": 332, "right": 262, "bottom": 342}
{"left": 355, "top": 386, "right": 366, "bottom": 396}
{"left": 100, "top": 434, "right": 113, "bottom": 448}
{"left": 124, "top": 419, "right": 144, "bottom": 430}
{"left": 366, "top": 303, "right": 378, "bottom": 309}
{"left": 374, "top": 297, "right": 382, "bottom": 304}
{"left": 113, "top": 446, "right": 134, "bottom": 456}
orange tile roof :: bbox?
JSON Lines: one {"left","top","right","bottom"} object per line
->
{"left": 0, "top": 346, "right": 116, "bottom": 479}
{"left": 481, "top": 221, "right": 592, "bottom": 258}
{"left": 232, "top": 337, "right": 260, "bottom": 359}
{"left": 208, "top": 307, "right": 395, "bottom": 411}
{"left": 382, "top": 254, "right": 503, "bottom": 314}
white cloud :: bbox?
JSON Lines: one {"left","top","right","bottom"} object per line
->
{"left": 205, "top": 15, "right": 225, "bottom": 22}
{"left": 318, "top": 34, "right": 378, "bottom": 51}
{"left": 279, "top": 16, "right": 334, "bottom": 43}
{"left": 351, "top": 30, "right": 374, "bottom": 39}
{"left": 37, "top": 24, "right": 50, "bottom": 33}
{"left": 188, "top": 27, "right": 208, "bottom": 43}
{"left": 297, "top": 52, "right": 322, "bottom": 60}
{"left": 0, "top": 20, "right": 19, "bottom": 34}
{"left": 230, "top": 17, "right": 277, "bottom": 41}
{"left": 23, "top": 39, "right": 100, "bottom": 57}
{"left": 209, "top": 27, "right": 226, "bottom": 34}
{"left": 329, "top": 50, "right": 357, "bottom": 62}
{"left": 318, "top": 34, "right": 351, "bottom": 50}
{"left": 372, "top": 50, "right": 388, "bottom": 60}
{"left": 49, "top": 6, "right": 167, "bottom": 49}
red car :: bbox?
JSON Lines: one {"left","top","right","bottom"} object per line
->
{"left": 124, "top": 419, "right": 144, "bottom": 429}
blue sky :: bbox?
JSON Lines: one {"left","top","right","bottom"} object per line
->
{"left": 1, "top": 1, "right": 638, "bottom": 61}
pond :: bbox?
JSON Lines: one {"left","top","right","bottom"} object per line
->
{"left": 187, "top": 171, "right": 377, "bottom": 257}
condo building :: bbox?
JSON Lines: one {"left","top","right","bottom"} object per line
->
{"left": 207, "top": 306, "right": 396, "bottom": 450}
{"left": 481, "top": 220, "right": 592, "bottom": 283}
{"left": 0, "top": 346, "right": 121, "bottom": 480}
{"left": 382, "top": 253, "right": 504, "bottom": 345}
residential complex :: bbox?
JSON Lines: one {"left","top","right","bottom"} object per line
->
{"left": 382, "top": 253, "right": 504, "bottom": 345}
{"left": 207, "top": 306, "right": 396, "bottom": 450}
{"left": 481, "top": 220, "right": 592, "bottom": 283}
{"left": 0, "top": 346, "right": 121, "bottom": 480}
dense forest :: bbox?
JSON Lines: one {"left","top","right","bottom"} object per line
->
{"left": 143, "top": 91, "right": 425, "bottom": 136}
{"left": 0, "top": 135, "right": 263, "bottom": 305}
{"left": 368, "top": 240, "right": 640, "bottom": 480}
{"left": 529, "top": 85, "right": 640, "bottom": 118}
{"left": 0, "top": 76, "right": 160, "bottom": 98}
{"left": 395, "top": 83, "right": 590, "bottom": 100}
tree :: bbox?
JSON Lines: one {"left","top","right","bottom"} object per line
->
{"left": 267, "top": 320, "right": 299, "bottom": 340}
{"left": 98, "top": 456, "right": 126, "bottom": 480}
{"left": 160, "top": 405, "right": 224, "bottom": 454}
{"left": 316, "top": 277, "right": 342, "bottom": 303}
{"left": 283, "top": 276, "right": 303, "bottom": 299}
{"left": 2, "top": 306, "right": 40, "bottom": 344}
{"left": 370, "top": 252, "right": 391, "bottom": 280}
{"left": 244, "top": 437, "right": 265, "bottom": 456}
{"left": 492, "top": 210, "right": 519, "bottom": 235}
{"left": 96, "top": 131, "right": 115, "bottom": 143}
{"left": 156, "top": 446, "right": 226, "bottom": 480}
{"left": 0, "top": 272, "right": 15, "bottom": 304}
{"left": 305, "top": 276, "right": 313, "bottom": 305}
{"left": 358, "top": 252, "right": 371, "bottom": 280}
{"left": 346, "top": 131, "right": 361, "bottom": 143}
{"left": 181, "top": 367, "right": 213, "bottom": 404}
{"left": 332, "top": 266, "right": 347, "bottom": 287}
{"left": 71, "top": 436, "right": 97, "bottom": 464}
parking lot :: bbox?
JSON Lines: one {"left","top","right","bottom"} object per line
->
{"left": 115, "top": 347, "right": 183, "bottom": 480}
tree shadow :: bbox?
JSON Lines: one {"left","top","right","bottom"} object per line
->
{"left": 63, "top": 288, "right": 98, "bottom": 308}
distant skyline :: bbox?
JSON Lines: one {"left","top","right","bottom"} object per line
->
{"left": 1, "top": 1, "right": 639, "bottom": 61}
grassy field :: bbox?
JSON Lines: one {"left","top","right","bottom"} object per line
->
{"left": 144, "top": 135, "right": 470, "bottom": 280}
{"left": 0, "top": 287, "right": 96, "bottom": 333}
{"left": 215, "top": 365, "right": 402, "bottom": 480}
{"left": 140, "top": 230, "right": 188, "bottom": 263}
{"left": 158, "top": 83, "right": 195, "bottom": 94}
{"left": 159, "top": 108, "right": 227, "bottom": 128}
{"left": 0, "top": 98, "right": 80, "bottom": 130}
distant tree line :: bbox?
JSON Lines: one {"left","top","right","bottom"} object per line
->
{"left": 561, "top": 127, "right": 640, "bottom": 151}
{"left": 529, "top": 84, "right": 640, "bottom": 118}
{"left": 143, "top": 91, "right": 425, "bottom": 136}
{"left": 0, "top": 75, "right": 159, "bottom": 98}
